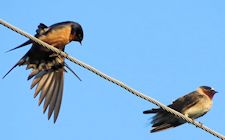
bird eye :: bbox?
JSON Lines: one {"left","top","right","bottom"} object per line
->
{"left": 78, "top": 34, "right": 82, "bottom": 39}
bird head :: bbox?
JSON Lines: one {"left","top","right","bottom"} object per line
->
{"left": 198, "top": 86, "right": 217, "bottom": 99}
{"left": 71, "top": 22, "right": 83, "bottom": 45}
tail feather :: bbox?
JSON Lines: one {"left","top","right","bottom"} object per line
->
{"left": 152, "top": 121, "right": 168, "bottom": 127}
{"left": 143, "top": 108, "right": 161, "bottom": 114}
{"left": 64, "top": 62, "right": 81, "bottom": 81}
{"left": 2, "top": 63, "right": 19, "bottom": 79}
{"left": 151, "top": 124, "right": 173, "bottom": 133}
{"left": 144, "top": 107, "right": 184, "bottom": 133}
{"left": 2, "top": 54, "right": 28, "bottom": 79}
{"left": 151, "top": 112, "right": 169, "bottom": 124}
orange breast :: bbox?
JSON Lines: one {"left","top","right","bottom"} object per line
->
{"left": 39, "top": 25, "right": 72, "bottom": 50}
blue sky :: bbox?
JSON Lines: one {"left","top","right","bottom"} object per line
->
{"left": 1, "top": 0, "right": 225, "bottom": 140}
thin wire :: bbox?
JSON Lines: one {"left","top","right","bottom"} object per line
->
{"left": 0, "top": 19, "right": 224, "bottom": 140}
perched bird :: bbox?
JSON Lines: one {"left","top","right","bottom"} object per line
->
{"left": 3, "top": 21, "right": 84, "bottom": 123}
{"left": 143, "top": 86, "right": 217, "bottom": 133}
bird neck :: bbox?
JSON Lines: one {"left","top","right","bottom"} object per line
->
{"left": 197, "top": 88, "right": 215, "bottom": 99}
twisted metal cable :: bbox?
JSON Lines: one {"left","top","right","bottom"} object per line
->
{"left": 0, "top": 19, "right": 224, "bottom": 140}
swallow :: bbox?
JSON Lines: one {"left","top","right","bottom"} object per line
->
{"left": 3, "top": 21, "right": 84, "bottom": 123}
{"left": 143, "top": 86, "right": 217, "bottom": 133}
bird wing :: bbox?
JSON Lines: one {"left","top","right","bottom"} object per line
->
{"left": 27, "top": 54, "right": 65, "bottom": 123}
{"left": 5, "top": 23, "right": 49, "bottom": 53}
{"left": 144, "top": 91, "right": 205, "bottom": 133}
{"left": 2, "top": 23, "right": 48, "bottom": 79}
{"left": 143, "top": 91, "right": 205, "bottom": 114}
{"left": 169, "top": 91, "right": 204, "bottom": 113}
{"left": 4, "top": 22, "right": 80, "bottom": 122}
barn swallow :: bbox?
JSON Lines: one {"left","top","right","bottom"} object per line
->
{"left": 3, "top": 21, "right": 84, "bottom": 123}
{"left": 143, "top": 86, "right": 217, "bottom": 133}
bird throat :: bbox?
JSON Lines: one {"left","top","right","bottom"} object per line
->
{"left": 205, "top": 92, "right": 215, "bottom": 99}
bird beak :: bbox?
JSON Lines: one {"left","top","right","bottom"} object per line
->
{"left": 212, "top": 90, "right": 218, "bottom": 93}
{"left": 79, "top": 41, "right": 82, "bottom": 45}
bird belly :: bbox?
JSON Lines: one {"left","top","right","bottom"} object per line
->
{"left": 184, "top": 100, "right": 212, "bottom": 119}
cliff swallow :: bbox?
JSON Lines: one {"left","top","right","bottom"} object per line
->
{"left": 3, "top": 21, "right": 84, "bottom": 123}
{"left": 143, "top": 86, "right": 217, "bottom": 133}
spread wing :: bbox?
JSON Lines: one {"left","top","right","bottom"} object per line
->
{"left": 3, "top": 22, "right": 80, "bottom": 122}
